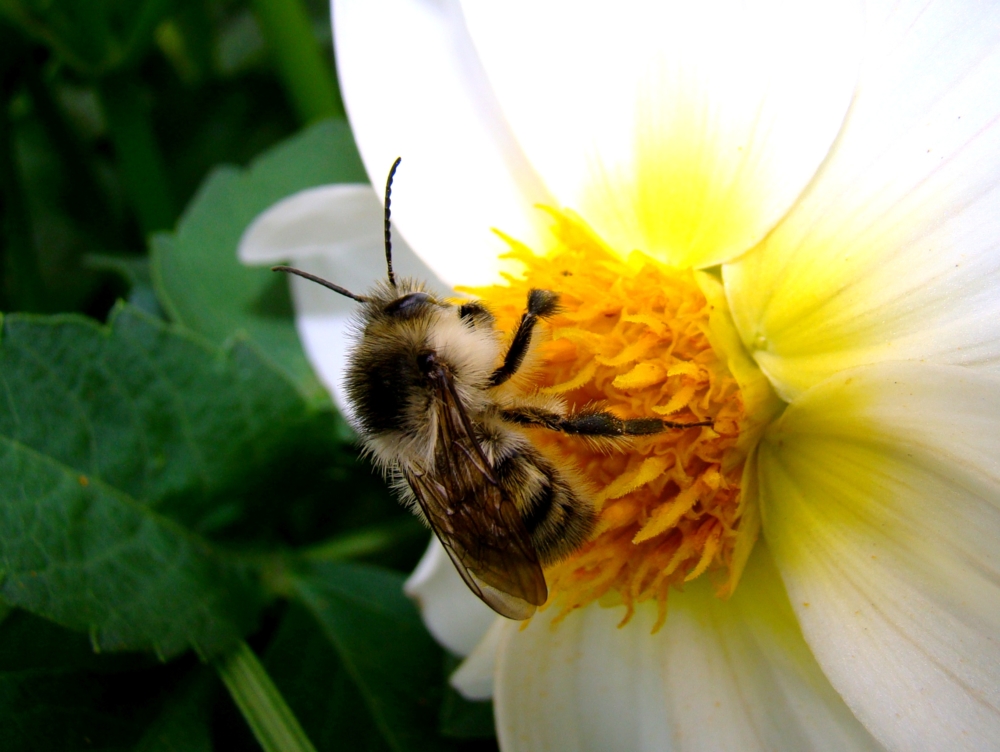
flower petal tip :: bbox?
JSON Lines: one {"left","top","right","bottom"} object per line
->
{"left": 237, "top": 184, "right": 383, "bottom": 265}
{"left": 404, "top": 539, "right": 499, "bottom": 657}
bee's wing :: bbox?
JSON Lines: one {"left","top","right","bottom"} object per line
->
{"left": 405, "top": 365, "right": 548, "bottom": 620}
{"left": 406, "top": 469, "right": 547, "bottom": 620}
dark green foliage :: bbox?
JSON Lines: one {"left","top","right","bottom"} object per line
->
{"left": 0, "top": 305, "right": 282, "bottom": 657}
{"left": 0, "top": 608, "right": 153, "bottom": 673}
{"left": 439, "top": 655, "right": 496, "bottom": 740}
{"left": 1, "top": 666, "right": 164, "bottom": 751}
{"left": 0, "top": 0, "right": 171, "bottom": 75}
{"left": 265, "top": 603, "right": 392, "bottom": 752}
{"left": 0, "top": 4, "right": 499, "bottom": 747}
{"left": 151, "top": 119, "right": 366, "bottom": 403}
{"left": 134, "top": 667, "right": 217, "bottom": 752}
{"left": 290, "top": 562, "right": 454, "bottom": 752}
{"left": 0, "top": 615, "right": 213, "bottom": 752}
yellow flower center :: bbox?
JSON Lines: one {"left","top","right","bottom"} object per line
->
{"left": 468, "top": 210, "right": 757, "bottom": 632}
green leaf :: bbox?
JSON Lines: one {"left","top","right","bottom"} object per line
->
{"left": 85, "top": 254, "right": 164, "bottom": 319}
{"left": 151, "top": 119, "right": 367, "bottom": 405}
{"left": 290, "top": 561, "right": 454, "bottom": 752}
{"left": 0, "top": 609, "right": 151, "bottom": 673}
{"left": 299, "top": 518, "right": 427, "bottom": 564}
{"left": 0, "top": 660, "right": 199, "bottom": 752}
{"left": 133, "top": 667, "right": 216, "bottom": 752}
{"left": 439, "top": 655, "right": 495, "bottom": 740}
{"left": 0, "top": 610, "right": 216, "bottom": 751}
{"left": 0, "top": 302, "right": 327, "bottom": 531}
{"left": 0, "top": 669, "right": 151, "bottom": 751}
{"left": 265, "top": 604, "right": 390, "bottom": 752}
{"left": 439, "top": 691, "right": 495, "bottom": 741}
{"left": 0, "top": 610, "right": 216, "bottom": 752}
{"left": 0, "top": 303, "right": 324, "bottom": 657}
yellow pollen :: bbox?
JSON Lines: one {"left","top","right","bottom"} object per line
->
{"left": 468, "top": 211, "right": 749, "bottom": 632}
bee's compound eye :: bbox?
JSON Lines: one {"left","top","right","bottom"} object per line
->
{"left": 385, "top": 292, "right": 432, "bottom": 317}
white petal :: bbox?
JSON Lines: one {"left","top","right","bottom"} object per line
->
{"left": 759, "top": 362, "right": 1000, "bottom": 751}
{"left": 237, "top": 184, "right": 383, "bottom": 264}
{"left": 726, "top": 1, "right": 1000, "bottom": 400}
{"left": 450, "top": 617, "right": 505, "bottom": 701}
{"left": 460, "top": 0, "right": 862, "bottom": 269}
{"left": 404, "top": 539, "right": 498, "bottom": 657}
{"left": 333, "top": 0, "right": 553, "bottom": 287}
{"left": 238, "top": 184, "right": 448, "bottom": 413}
{"left": 495, "top": 546, "right": 881, "bottom": 752}
{"left": 290, "top": 281, "right": 356, "bottom": 415}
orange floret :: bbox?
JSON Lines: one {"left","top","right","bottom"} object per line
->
{"left": 468, "top": 210, "right": 749, "bottom": 632}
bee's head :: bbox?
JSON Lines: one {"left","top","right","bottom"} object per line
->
{"left": 343, "top": 285, "right": 498, "bottom": 439}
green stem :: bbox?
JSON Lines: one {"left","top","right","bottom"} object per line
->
{"left": 249, "top": 0, "right": 343, "bottom": 124}
{"left": 214, "top": 640, "right": 317, "bottom": 752}
{"left": 259, "top": 519, "right": 425, "bottom": 599}
{"left": 0, "top": 61, "right": 47, "bottom": 311}
{"left": 164, "top": 1, "right": 214, "bottom": 85}
{"left": 98, "top": 73, "right": 175, "bottom": 234}
{"left": 301, "top": 517, "right": 425, "bottom": 562}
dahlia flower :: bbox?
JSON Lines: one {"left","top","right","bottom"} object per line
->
{"left": 240, "top": 2, "right": 1000, "bottom": 750}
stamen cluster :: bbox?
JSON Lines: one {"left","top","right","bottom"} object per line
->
{"left": 470, "top": 211, "right": 747, "bottom": 631}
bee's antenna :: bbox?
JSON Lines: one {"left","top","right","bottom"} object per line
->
{"left": 272, "top": 266, "right": 368, "bottom": 303}
{"left": 384, "top": 157, "right": 402, "bottom": 289}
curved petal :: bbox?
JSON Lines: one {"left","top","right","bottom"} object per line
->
{"left": 460, "top": 0, "right": 863, "bottom": 269}
{"left": 450, "top": 617, "right": 505, "bottom": 700}
{"left": 726, "top": 0, "right": 1000, "bottom": 400}
{"left": 759, "top": 362, "right": 1000, "bottom": 751}
{"left": 238, "top": 184, "right": 447, "bottom": 412}
{"left": 495, "top": 546, "right": 882, "bottom": 752}
{"left": 237, "top": 184, "right": 383, "bottom": 264}
{"left": 333, "top": 0, "right": 553, "bottom": 287}
{"left": 404, "top": 538, "right": 499, "bottom": 657}
{"left": 290, "top": 283, "right": 355, "bottom": 415}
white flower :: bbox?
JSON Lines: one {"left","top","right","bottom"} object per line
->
{"left": 241, "top": 2, "right": 1000, "bottom": 750}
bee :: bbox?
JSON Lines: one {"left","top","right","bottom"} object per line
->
{"left": 274, "top": 158, "right": 712, "bottom": 620}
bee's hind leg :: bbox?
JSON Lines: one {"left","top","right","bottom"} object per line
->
{"left": 489, "top": 289, "right": 560, "bottom": 386}
{"left": 500, "top": 406, "right": 713, "bottom": 436}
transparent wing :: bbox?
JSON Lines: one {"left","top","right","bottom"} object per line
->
{"left": 404, "top": 361, "right": 548, "bottom": 620}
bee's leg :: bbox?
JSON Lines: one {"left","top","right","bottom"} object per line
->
{"left": 489, "top": 289, "right": 560, "bottom": 386}
{"left": 459, "top": 301, "right": 495, "bottom": 326}
{"left": 500, "top": 406, "right": 713, "bottom": 435}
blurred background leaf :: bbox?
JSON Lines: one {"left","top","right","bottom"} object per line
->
{"left": 0, "top": 0, "right": 334, "bottom": 317}
{"left": 264, "top": 603, "right": 391, "bottom": 752}
{"left": 0, "top": 0, "right": 171, "bottom": 76}
{"left": 289, "top": 561, "right": 454, "bottom": 752}
{"left": 151, "top": 118, "right": 366, "bottom": 404}
{"left": 439, "top": 654, "right": 497, "bottom": 741}
{"left": 0, "top": 0, "right": 499, "bottom": 748}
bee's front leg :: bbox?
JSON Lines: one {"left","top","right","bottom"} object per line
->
{"left": 489, "top": 289, "right": 560, "bottom": 386}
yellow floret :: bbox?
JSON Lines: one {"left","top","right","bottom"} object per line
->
{"left": 468, "top": 210, "right": 750, "bottom": 632}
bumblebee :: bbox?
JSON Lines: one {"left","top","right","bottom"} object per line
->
{"left": 274, "top": 159, "right": 711, "bottom": 619}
